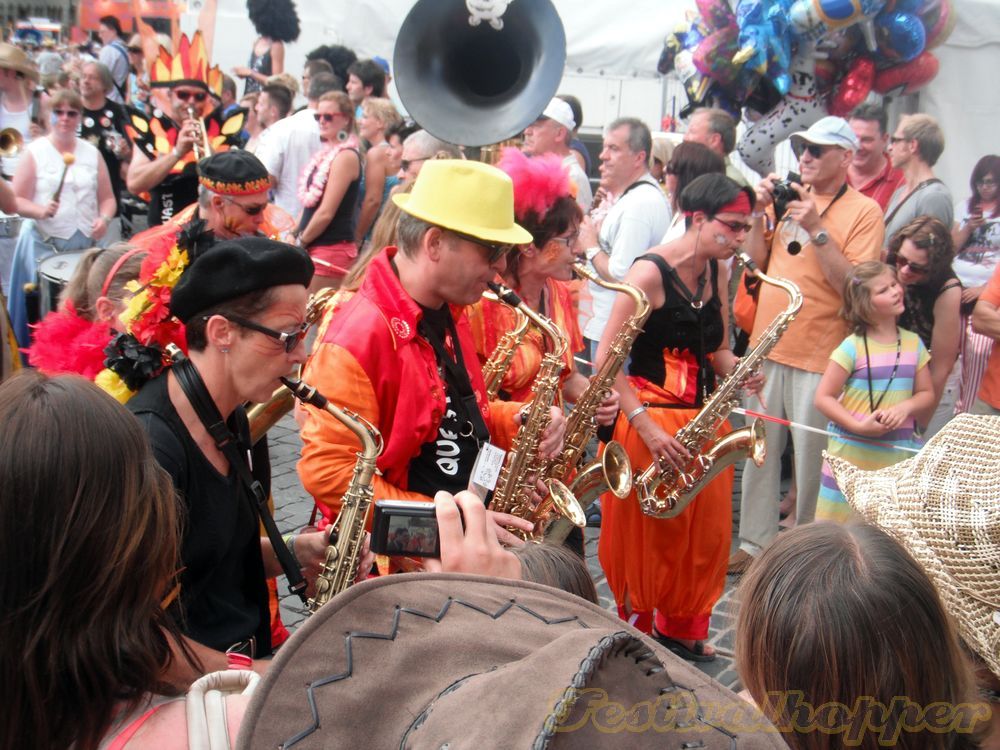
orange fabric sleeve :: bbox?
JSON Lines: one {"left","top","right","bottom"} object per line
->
{"left": 487, "top": 399, "right": 523, "bottom": 452}
{"left": 298, "top": 343, "right": 431, "bottom": 520}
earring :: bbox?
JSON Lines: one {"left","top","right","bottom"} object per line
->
{"left": 337, "top": 130, "right": 348, "bottom": 142}
{"left": 220, "top": 347, "right": 229, "bottom": 354}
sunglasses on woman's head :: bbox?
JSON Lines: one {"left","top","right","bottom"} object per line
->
{"left": 174, "top": 89, "right": 207, "bottom": 103}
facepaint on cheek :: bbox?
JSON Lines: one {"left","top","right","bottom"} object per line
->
{"left": 714, "top": 234, "right": 728, "bottom": 246}
{"left": 223, "top": 216, "right": 240, "bottom": 233}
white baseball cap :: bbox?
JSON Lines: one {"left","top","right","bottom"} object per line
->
{"left": 539, "top": 97, "right": 576, "bottom": 132}
{"left": 790, "top": 116, "right": 860, "bottom": 154}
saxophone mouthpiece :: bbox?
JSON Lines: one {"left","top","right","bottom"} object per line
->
{"left": 738, "top": 252, "right": 759, "bottom": 275}
{"left": 487, "top": 281, "right": 523, "bottom": 307}
{"left": 280, "top": 377, "right": 329, "bottom": 409}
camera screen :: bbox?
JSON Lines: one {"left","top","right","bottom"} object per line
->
{"left": 384, "top": 515, "right": 439, "bottom": 555}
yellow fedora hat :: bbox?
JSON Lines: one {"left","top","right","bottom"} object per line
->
{"left": 393, "top": 160, "right": 533, "bottom": 245}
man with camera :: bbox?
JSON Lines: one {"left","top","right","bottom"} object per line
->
{"left": 730, "top": 116, "right": 884, "bottom": 573}
{"left": 297, "top": 159, "right": 565, "bottom": 548}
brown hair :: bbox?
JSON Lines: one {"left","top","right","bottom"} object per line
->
{"left": 49, "top": 87, "right": 83, "bottom": 112}
{"left": 0, "top": 372, "right": 188, "bottom": 750}
{"left": 60, "top": 243, "right": 146, "bottom": 321}
{"left": 736, "top": 523, "right": 983, "bottom": 750}
{"left": 346, "top": 182, "right": 411, "bottom": 289}
{"left": 667, "top": 141, "right": 725, "bottom": 213}
{"left": 885, "top": 217, "right": 954, "bottom": 289}
{"left": 841, "top": 261, "right": 897, "bottom": 334}
{"left": 318, "top": 90, "right": 354, "bottom": 124}
{"left": 514, "top": 542, "right": 599, "bottom": 604}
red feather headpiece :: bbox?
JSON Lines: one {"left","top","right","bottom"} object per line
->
{"left": 497, "top": 147, "right": 572, "bottom": 221}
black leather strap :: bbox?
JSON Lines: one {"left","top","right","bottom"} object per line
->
{"left": 173, "top": 356, "right": 308, "bottom": 602}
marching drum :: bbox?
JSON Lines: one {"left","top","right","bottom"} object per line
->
{"left": 37, "top": 249, "right": 84, "bottom": 315}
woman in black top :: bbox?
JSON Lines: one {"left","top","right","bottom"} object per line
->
{"left": 296, "top": 91, "right": 362, "bottom": 292}
{"left": 886, "top": 216, "right": 961, "bottom": 433}
{"left": 127, "top": 237, "right": 333, "bottom": 673}
{"left": 596, "top": 174, "right": 761, "bottom": 662}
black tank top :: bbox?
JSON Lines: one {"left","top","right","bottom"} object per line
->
{"left": 628, "top": 254, "right": 724, "bottom": 407}
{"left": 297, "top": 149, "right": 361, "bottom": 246}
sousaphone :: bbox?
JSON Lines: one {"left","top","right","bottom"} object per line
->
{"left": 393, "top": 0, "right": 567, "bottom": 147}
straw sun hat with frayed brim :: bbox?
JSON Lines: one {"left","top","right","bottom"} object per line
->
{"left": 236, "top": 574, "right": 788, "bottom": 749}
{"left": 0, "top": 43, "right": 39, "bottom": 82}
{"left": 392, "top": 159, "right": 533, "bottom": 246}
{"left": 828, "top": 414, "right": 1000, "bottom": 678}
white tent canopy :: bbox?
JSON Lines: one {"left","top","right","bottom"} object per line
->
{"left": 190, "top": 0, "right": 999, "bottom": 196}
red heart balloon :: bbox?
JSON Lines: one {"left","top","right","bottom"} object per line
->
{"left": 828, "top": 57, "right": 875, "bottom": 117}
{"left": 873, "top": 51, "right": 939, "bottom": 95}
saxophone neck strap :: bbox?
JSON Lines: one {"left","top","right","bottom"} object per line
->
{"left": 172, "top": 356, "right": 308, "bottom": 602}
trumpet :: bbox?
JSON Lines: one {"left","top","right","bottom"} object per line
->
{"left": 186, "top": 105, "right": 212, "bottom": 161}
{"left": 0, "top": 127, "right": 22, "bottom": 157}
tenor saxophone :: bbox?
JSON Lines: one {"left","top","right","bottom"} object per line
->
{"left": 279, "top": 377, "right": 383, "bottom": 612}
{"left": 487, "top": 282, "right": 586, "bottom": 541}
{"left": 635, "top": 253, "right": 802, "bottom": 518}
{"left": 542, "top": 262, "right": 651, "bottom": 543}
{"left": 480, "top": 287, "right": 532, "bottom": 400}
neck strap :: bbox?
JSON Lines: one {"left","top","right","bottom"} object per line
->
{"left": 172, "top": 356, "right": 308, "bottom": 602}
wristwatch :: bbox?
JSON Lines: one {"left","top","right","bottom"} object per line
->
{"left": 810, "top": 229, "right": 830, "bottom": 247}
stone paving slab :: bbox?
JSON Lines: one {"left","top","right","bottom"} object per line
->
{"left": 268, "top": 414, "right": 745, "bottom": 691}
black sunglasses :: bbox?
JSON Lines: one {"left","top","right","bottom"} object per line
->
{"left": 223, "top": 315, "right": 310, "bottom": 353}
{"left": 713, "top": 216, "right": 753, "bottom": 233}
{"left": 447, "top": 228, "right": 513, "bottom": 263}
{"left": 799, "top": 143, "right": 830, "bottom": 159}
{"left": 894, "top": 255, "right": 930, "bottom": 275}
{"left": 222, "top": 196, "right": 267, "bottom": 216}
{"left": 400, "top": 157, "right": 428, "bottom": 172}
{"left": 128, "top": 46, "right": 142, "bottom": 53}
{"left": 175, "top": 89, "right": 207, "bottom": 103}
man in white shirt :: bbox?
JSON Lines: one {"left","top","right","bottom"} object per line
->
{"left": 522, "top": 97, "right": 592, "bottom": 210}
{"left": 578, "top": 117, "right": 671, "bottom": 358}
{"left": 254, "top": 72, "right": 340, "bottom": 218}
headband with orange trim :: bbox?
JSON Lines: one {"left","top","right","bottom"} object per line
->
{"left": 197, "top": 150, "right": 271, "bottom": 196}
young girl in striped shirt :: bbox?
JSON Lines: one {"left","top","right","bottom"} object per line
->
{"left": 813, "top": 261, "right": 935, "bottom": 522}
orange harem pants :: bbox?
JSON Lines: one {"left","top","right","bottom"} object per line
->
{"left": 598, "top": 383, "right": 732, "bottom": 641}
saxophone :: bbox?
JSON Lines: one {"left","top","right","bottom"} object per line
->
{"left": 542, "top": 262, "right": 650, "bottom": 543}
{"left": 480, "top": 287, "right": 532, "bottom": 400}
{"left": 247, "top": 288, "right": 339, "bottom": 444}
{"left": 635, "top": 253, "right": 802, "bottom": 518}
{"left": 486, "top": 282, "right": 586, "bottom": 541}
{"left": 279, "top": 377, "right": 383, "bottom": 612}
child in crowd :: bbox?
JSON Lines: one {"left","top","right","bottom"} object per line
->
{"left": 813, "top": 261, "right": 934, "bottom": 521}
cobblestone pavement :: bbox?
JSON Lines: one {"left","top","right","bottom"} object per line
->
{"left": 268, "top": 414, "right": 747, "bottom": 691}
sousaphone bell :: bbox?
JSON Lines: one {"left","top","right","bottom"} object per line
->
{"left": 393, "top": 0, "right": 567, "bottom": 147}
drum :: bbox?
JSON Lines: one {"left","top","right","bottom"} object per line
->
{"left": 37, "top": 250, "right": 85, "bottom": 315}
{"left": 0, "top": 211, "right": 22, "bottom": 239}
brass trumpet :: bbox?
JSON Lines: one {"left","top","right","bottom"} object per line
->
{"left": 0, "top": 127, "right": 23, "bottom": 157}
{"left": 186, "top": 105, "right": 212, "bottom": 161}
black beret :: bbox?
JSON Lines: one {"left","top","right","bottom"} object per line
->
{"left": 197, "top": 150, "right": 271, "bottom": 196}
{"left": 169, "top": 237, "right": 315, "bottom": 323}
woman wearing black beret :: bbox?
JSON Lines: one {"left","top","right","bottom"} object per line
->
{"left": 126, "top": 236, "right": 344, "bottom": 675}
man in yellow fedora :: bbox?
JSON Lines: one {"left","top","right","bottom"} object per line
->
{"left": 298, "top": 160, "right": 566, "bottom": 549}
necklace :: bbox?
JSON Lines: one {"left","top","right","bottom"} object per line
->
{"left": 862, "top": 329, "right": 902, "bottom": 413}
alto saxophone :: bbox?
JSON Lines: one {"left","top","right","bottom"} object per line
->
{"left": 247, "top": 288, "right": 339, "bottom": 444}
{"left": 542, "top": 262, "right": 651, "bottom": 543}
{"left": 279, "top": 377, "right": 383, "bottom": 612}
{"left": 487, "top": 282, "right": 586, "bottom": 541}
{"left": 635, "top": 253, "right": 802, "bottom": 518}
{"left": 480, "top": 287, "right": 532, "bottom": 400}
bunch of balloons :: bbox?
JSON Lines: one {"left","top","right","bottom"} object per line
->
{"left": 658, "top": 0, "right": 957, "bottom": 173}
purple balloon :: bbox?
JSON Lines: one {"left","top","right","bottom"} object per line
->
{"left": 875, "top": 11, "right": 926, "bottom": 62}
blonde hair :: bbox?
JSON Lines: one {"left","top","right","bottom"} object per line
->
{"left": 841, "top": 261, "right": 897, "bottom": 334}
{"left": 266, "top": 72, "right": 299, "bottom": 96}
{"left": 362, "top": 97, "right": 402, "bottom": 133}
{"left": 61, "top": 244, "right": 145, "bottom": 321}
{"left": 898, "top": 113, "right": 945, "bottom": 167}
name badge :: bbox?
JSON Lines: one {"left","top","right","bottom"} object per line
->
{"left": 468, "top": 442, "right": 506, "bottom": 499}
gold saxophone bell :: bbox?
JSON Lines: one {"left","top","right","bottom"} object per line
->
{"left": 0, "top": 128, "right": 23, "bottom": 157}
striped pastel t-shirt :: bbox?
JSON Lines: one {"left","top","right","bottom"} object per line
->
{"left": 817, "top": 328, "right": 929, "bottom": 522}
